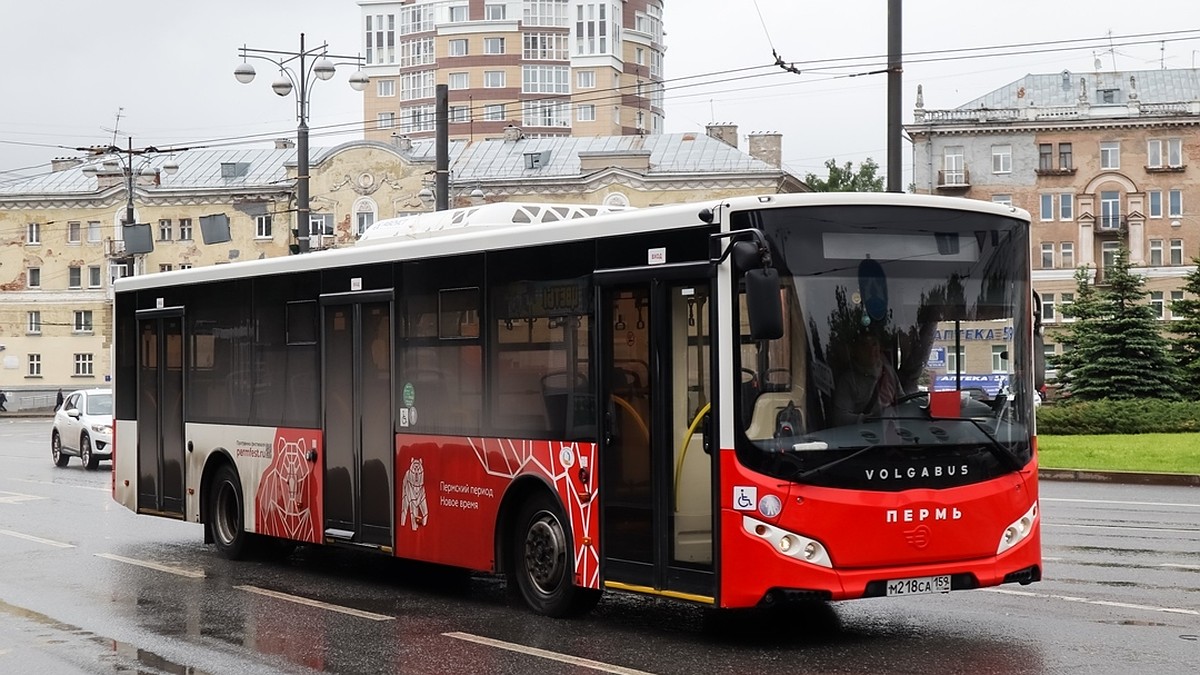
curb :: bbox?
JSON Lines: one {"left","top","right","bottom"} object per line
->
{"left": 1040, "top": 468, "right": 1200, "bottom": 487}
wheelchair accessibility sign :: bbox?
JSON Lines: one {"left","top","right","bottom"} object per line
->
{"left": 733, "top": 486, "right": 757, "bottom": 511}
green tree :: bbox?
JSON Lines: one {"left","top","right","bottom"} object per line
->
{"left": 1169, "top": 254, "right": 1200, "bottom": 399}
{"left": 804, "top": 158, "right": 884, "bottom": 192}
{"left": 1053, "top": 249, "right": 1183, "bottom": 401}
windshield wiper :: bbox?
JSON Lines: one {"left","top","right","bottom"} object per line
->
{"left": 968, "top": 420, "right": 1024, "bottom": 472}
{"left": 791, "top": 443, "right": 885, "bottom": 481}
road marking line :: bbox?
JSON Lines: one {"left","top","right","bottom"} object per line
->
{"left": 235, "top": 585, "right": 394, "bottom": 621}
{"left": 445, "top": 632, "right": 654, "bottom": 675}
{"left": 1043, "top": 523, "right": 1198, "bottom": 534}
{"left": 982, "top": 588, "right": 1199, "bottom": 616}
{"left": 0, "top": 491, "right": 44, "bottom": 504}
{"left": 94, "top": 553, "right": 206, "bottom": 579}
{"left": 1041, "top": 497, "right": 1200, "bottom": 509}
{"left": 0, "top": 529, "right": 74, "bottom": 548}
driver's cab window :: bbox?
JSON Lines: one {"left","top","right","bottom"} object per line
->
{"left": 738, "top": 282, "right": 812, "bottom": 440}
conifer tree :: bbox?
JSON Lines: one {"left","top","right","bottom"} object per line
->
{"left": 1169, "top": 254, "right": 1200, "bottom": 400}
{"left": 1053, "top": 248, "right": 1183, "bottom": 400}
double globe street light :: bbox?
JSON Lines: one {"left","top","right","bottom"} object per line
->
{"left": 235, "top": 33, "right": 367, "bottom": 253}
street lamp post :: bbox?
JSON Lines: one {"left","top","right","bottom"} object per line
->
{"left": 234, "top": 33, "right": 367, "bottom": 253}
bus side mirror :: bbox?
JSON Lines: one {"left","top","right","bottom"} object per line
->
{"left": 1031, "top": 291, "right": 1046, "bottom": 389}
{"left": 745, "top": 268, "right": 784, "bottom": 340}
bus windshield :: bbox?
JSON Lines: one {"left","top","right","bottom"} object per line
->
{"left": 735, "top": 204, "right": 1034, "bottom": 491}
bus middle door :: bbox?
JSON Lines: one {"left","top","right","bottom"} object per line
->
{"left": 596, "top": 265, "right": 716, "bottom": 602}
{"left": 321, "top": 293, "right": 394, "bottom": 549}
{"left": 135, "top": 309, "right": 186, "bottom": 518}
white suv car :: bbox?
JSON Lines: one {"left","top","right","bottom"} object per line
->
{"left": 51, "top": 388, "right": 113, "bottom": 470}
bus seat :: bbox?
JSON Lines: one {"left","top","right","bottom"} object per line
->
{"left": 745, "top": 392, "right": 805, "bottom": 440}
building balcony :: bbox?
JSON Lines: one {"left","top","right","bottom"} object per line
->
{"left": 1035, "top": 166, "right": 1077, "bottom": 177}
{"left": 104, "top": 238, "right": 126, "bottom": 257}
{"left": 1095, "top": 216, "right": 1126, "bottom": 236}
{"left": 936, "top": 169, "right": 970, "bottom": 191}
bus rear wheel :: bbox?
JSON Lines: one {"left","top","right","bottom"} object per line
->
{"left": 209, "top": 464, "right": 252, "bottom": 559}
{"left": 509, "top": 492, "right": 600, "bottom": 617}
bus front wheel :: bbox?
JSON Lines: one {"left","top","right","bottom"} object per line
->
{"left": 509, "top": 492, "right": 599, "bottom": 617}
{"left": 209, "top": 464, "right": 252, "bottom": 559}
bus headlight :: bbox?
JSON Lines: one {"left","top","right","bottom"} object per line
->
{"left": 996, "top": 501, "right": 1038, "bottom": 554}
{"left": 743, "top": 516, "right": 832, "bottom": 568}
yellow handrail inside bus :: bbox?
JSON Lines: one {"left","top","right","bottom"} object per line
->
{"left": 673, "top": 402, "right": 711, "bottom": 511}
{"left": 609, "top": 395, "right": 650, "bottom": 444}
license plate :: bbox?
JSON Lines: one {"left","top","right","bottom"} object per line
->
{"left": 886, "top": 575, "right": 952, "bottom": 596}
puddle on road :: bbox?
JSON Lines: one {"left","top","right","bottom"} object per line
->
{"left": 0, "top": 598, "right": 210, "bottom": 674}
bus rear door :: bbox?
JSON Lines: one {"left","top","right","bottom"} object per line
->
{"left": 135, "top": 309, "right": 186, "bottom": 518}
{"left": 595, "top": 264, "right": 717, "bottom": 603}
{"left": 321, "top": 293, "right": 394, "bottom": 548}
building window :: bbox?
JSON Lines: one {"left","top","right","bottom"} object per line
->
{"left": 484, "top": 37, "right": 506, "bottom": 54}
{"left": 27, "top": 267, "right": 40, "bottom": 288}
{"left": 400, "top": 70, "right": 436, "bottom": 100}
{"left": 1149, "top": 190, "right": 1163, "bottom": 218}
{"left": 522, "top": 100, "right": 570, "bottom": 128}
{"left": 1059, "top": 143, "right": 1073, "bottom": 170}
{"left": 74, "top": 310, "right": 93, "bottom": 333}
{"left": 942, "top": 146, "right": 965, "bottom": 184}
{"left": 1151, "top": 291, "right": 1165, "bottom": 319}
{"left": 576, "top": 104, "right": 596, "bottom": 121}
{"left": 1038, "top": 143, "right": 1053, "bottom": 171}
{"left": 1099, "top": 191, "right": 1121, "bottom": 229}
{"left": 178, "top": 218, "right": 192, "bottom": 240}
{"left": 1041, "top": 293, "right": 1056, "bottom": 322}
{"left": 1060, "top": 193, "right": 1074, "bottom": 220}
{"left": 1148, "top": 139, "right": 1163, "bottom": 168}
{"left": 28, "top": 354, "right": 42, "bottom": 377}
{"left": 483, "top": 104, "right": 506, "bottom": 121}
{"left": 448, "top": 4, "right": 468, "bottom": 22}
{"left": 255, "top": 214, "right": 272, "bottom": 239}
{"left": 991, "top": 345, "right": 1009, "bottom": 372}
{"left": 26, "top": 222, "right": 40, "bottom": 245}
{"left": 87, "top": 220, "right": 101, "bottom": 243}
{"left": 1060, "top": 293, "right": 1075, "bottom": 322}
{"left": 159, "top": 264, "right": 174, "bottom": 273}
{"left": 1060, "top": 242, "right": 1074, "bottom": 269}
{"left": 378, "top": 79, "right": 395, "bottom": 97}
{"left": 1040, "top": 194, "right": 1053, "bottom": 221}
{"left": 378, "top": 111, "right": 396, "bottom": 129}
{"left": 158, "top": 219, "right": 172, "bottom": 241}
{"left": 947, "top": 345, "right": 967, "bottom": 372}
{"left": 991, "top": 145, "right": 1012, "bottom": 174}
{"left": 74, "top": 353, "right": 94, "bottom": 376}
{"left": 1150, "top": 239, "right": 1163, "bottom": 266}
{"left": 68, "top": 221, "right": 81, "bottom": 244}
{"left": 179, "top": 263, "right": 192, "bottom": 270}
{"left": 448, "top": 72, "right": 469, "bottom": 90}
{"left": 575, "top": 1, "right": 612, "bottom": 55}
{"left": 1041, "top": 243, "right": 1054, "bottom": 269}
{"left": 1171, "top": 291, "right": 1185, "bottom": 320}
{"left": 522, "top": 65, "right": 569, "bottom": 94}
{"left": 356, "top": 210, "right": 375, "bottom": 237}
{"left": 449, "top": 106, "right": 470, "bottom": 123}
{"left": 523, "top": 33, "right": 567, "bottom": 60}
{"left": 27, "top": 311, "right": 41, "bottom": 334}
{"left": 1101, "top": 241, "right": 1120, "bottom": 272}
{"left": 1168, "top": 138, "right": 1183, "bottom": 167}
{"left": 1169, "top": 189, "right": 1183, "bottom": 217}
{"left": 485, "top": 3, "right": 506, "bottom": 20}
{"left": 992, "top": 194, "right": 1012, "bottom": 206}
{"left": 1170, "top": 239, "right": 1183, "bottom": 265}
{"left": 1100, "top": 141, "right": 1120, "bottom": 170}
{"left": 523, "top": 0, "right": 569, "bottom": 27}
{"left": 399, "top": 5, "right": 434, "bottom": 35}
{"left": 68, "top": 266, "right": 81, "bottom": 289}
{"left": 448, "top": 38, "right": 468, "bottom": 56}
{"left": 576, "top": 70, "right": 595, "bottom": 89}
{"left": 88, "top": 265, "right": 101, "bottom": 288}
{"left": 484, "top": 71, "right": 505, "bottom": 88}
{"left": 365, "top": 12, "right": 397, "bottom": 64}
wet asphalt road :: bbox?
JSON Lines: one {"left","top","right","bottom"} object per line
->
{"left": 0, "top": 417, "right": 1196, "bottom": 675}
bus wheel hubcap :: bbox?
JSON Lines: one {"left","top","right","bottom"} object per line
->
{"left": 525, "top": 513, "right": 565, "bottom": 594}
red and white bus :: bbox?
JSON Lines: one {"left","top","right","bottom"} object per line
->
{"left": 111, "top": 193, "right": 1041, "bottom": 616}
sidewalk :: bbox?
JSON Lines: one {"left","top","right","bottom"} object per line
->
{"left": 1040, "top": 468, "right": 1200, "bottom": 487}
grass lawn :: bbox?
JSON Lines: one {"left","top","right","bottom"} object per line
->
{"left": 1038, "top": 433, "right": 1200, "bottom": 474}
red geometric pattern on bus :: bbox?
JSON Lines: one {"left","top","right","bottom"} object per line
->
{"left": 255, "top": 429, "right": 323, "bottom": 544}
{"left": 467, "top": 437, "right": 600, "bottom": 590}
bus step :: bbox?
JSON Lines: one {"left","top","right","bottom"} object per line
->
{"left": 324, "top": 528, "right": 356, "bottom": 541}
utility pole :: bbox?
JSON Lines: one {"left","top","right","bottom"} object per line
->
{"left": 887, "top": 0, "right": 902, "bottom": 192}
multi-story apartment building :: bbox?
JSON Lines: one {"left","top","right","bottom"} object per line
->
{"left": 0, "top": 127, "right": 799, "bottom": 405}
{"left": 907, "top": 68, "right": 1200, "bottom": 380}
{"left": 358, "top": 0, "right": 665, "bottom": 142}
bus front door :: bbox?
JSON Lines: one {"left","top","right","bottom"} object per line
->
{"left": 321, "top": 296, "right": 394, "bottom": 548}
{"left": 136, "top": 310, "right": 186, "bottom": 518}
{"left": 597, "top": 271, "right": 716, "bottom": 601}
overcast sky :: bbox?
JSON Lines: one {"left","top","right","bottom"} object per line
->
{"left": 2, "top": 1, "right": 1197, "bottom": 186}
